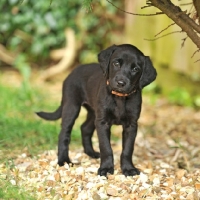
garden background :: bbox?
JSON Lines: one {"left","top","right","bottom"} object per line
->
{"left": 0, "top": 0, "right": 200, "bottom": 199}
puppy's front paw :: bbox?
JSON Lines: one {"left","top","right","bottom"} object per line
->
{"left": 58, "top": 155, "right": 72, "bottom": 166}
{"left": 122, "top": 167, "right": 140, "bottom": 176}
{"left": 98, "top": 167, "right": 114, "bottom": 177}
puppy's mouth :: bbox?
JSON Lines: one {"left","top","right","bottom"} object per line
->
{"left": 107, "top": 80, "right": 136, "bottom": 97}
{"left": 111, "top": 87, "right": 136, "bottom": 97}
{"left": 112, "top": 82, "right": 137, "bottom": 93}
{"left": 112, "top": 88, "right": 128, "bottom": 93}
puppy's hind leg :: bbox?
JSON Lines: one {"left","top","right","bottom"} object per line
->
{"left": 58, "top": 102, "right": 81, "bottom": 166}
{"left": 81, "top": 105, "right": 100, "bottom": 159}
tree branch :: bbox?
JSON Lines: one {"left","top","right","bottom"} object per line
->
{"left": 149, "top": 0, "right": 200, "bottom": 49}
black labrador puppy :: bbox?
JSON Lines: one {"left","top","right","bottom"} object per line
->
{"left": 36, "top": 44, "right": 157, "bottom": 176}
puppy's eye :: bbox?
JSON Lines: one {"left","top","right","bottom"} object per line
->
{"left": 132, "top": 67, "right": 139, "bottom": 72}
{"left": 113, "top": 61, "right": 120, "bottom": 68}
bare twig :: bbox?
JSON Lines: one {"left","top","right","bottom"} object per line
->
{"left": 154, "top": 22, "right": 176, "bottom": 37}
{"left": 145, "top": 31, "right": 183, "bottom": 41}
{"left": 194, "top": 59, "right": 200, "bottom": 63}
{"left": 181, "top": 36, "right": 188, "bottom": 48}
{"left": 106, "top": 0, "right": 164, "bottom": 16}
{"left": 141, "top": 5, "right": 152, "bottom": 9}
{"left": 191, "top": 49, "right": 200, "bottom": 58}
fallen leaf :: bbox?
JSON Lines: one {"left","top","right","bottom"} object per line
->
{"left": 175, "top": 169, "right": 186, "bottom": 179}
{"left": 195, "top": 183, "right": 200, "bottom": 190}
{"left": 106, "top": 187, "right": 118, "bottom": 197}
{"left": 54, "top": 172, "right": 61, "bottom": 182}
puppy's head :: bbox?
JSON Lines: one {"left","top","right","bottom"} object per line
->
{"left": 98, "top": 44, "right": 157, "bottom": 94}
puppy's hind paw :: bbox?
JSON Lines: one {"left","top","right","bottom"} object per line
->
{"left": 85, "top": 150, "right": 100, "bottom": 159}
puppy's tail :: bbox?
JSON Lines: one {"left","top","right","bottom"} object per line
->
{"left": 36, "top": 105, "right": 62, "bottom": 121}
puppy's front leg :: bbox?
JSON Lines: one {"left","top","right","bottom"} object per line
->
{"left": 121, "top": 123, "right": 140, "bottom": 176}
{"left": 95, "top": 120, "right": 114, "bottom": 176}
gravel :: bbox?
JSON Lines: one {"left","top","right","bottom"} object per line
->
{"left": 1, "top": 98, "right": 200, "bottom": 199}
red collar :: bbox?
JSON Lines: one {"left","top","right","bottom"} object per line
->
{"left": 107, "top": 80, "right": 136, "bottom": 97}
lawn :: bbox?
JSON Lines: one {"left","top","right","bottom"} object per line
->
{"left": 0, "top": 77, "right": 82, "bottom": 199}
{"left": 0, "top": 83, "right": 58, "bottom": 158}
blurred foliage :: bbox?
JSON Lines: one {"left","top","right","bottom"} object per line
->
{"left": 169, "top": 88, "right": 193, "bottom": 107}
{"left": 168, "top": 88, "right": 200, "bottom": 108}
{"left": 82, "top": 0, "right": 93, "bottom": 12}
{"left": 144, "top": 83, "right": 200, "bottom": 108}
{"left": 0, "top": 0, "right": 123, "bottom": 66}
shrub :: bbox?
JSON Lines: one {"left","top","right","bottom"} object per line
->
{"left": 0, "top": 0, "right": 123, "bottom": 66}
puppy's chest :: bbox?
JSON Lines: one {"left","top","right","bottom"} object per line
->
{"left": 107, "top": 98, "right": 128, "bottom": 124}
{"left": 114, "top": 98, "right": 126, "bottom": 115}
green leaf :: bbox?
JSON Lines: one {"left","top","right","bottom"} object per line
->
{"left": 82, "top": 0, "right": 93, "bottom": 12}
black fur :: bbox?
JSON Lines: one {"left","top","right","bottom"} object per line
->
{"left": 36, "top": 44, "right": 157, "bottom": 177}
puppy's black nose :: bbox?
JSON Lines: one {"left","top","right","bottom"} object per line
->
{"left": 117, "top": 80, "right": 126, "bottom": 87}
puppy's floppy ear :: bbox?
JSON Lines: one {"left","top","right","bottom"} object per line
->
{"left": 98, "top": 45, "right": 117, "bottom": 77}
{"left": 139, "top": 56, "right": 157, "bottom": 89}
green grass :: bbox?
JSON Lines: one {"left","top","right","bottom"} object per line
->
{"left": 0, "top": 179, "right": 36, "bottom": 200}
{"left": 0, "top": 83, "right": 83, "bottom": 199}
{"left": 0, "top": 84, "right": 58, "bottom": 159}
{"left": 0, "top": 83, "right": 83, "bottom": 158}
